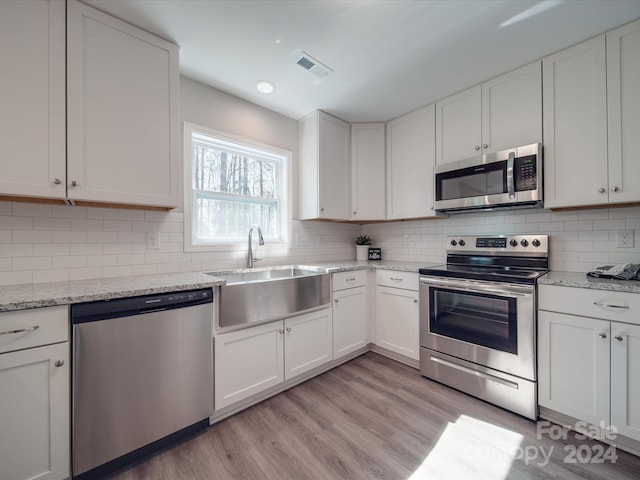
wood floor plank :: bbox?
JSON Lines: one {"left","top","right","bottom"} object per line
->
{"left": 104, "top": 352, "right": 640, "bottom": 480}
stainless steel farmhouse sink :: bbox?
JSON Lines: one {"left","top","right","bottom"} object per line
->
{"left": 208, "top": 266, "right": 330, "bottom": 327}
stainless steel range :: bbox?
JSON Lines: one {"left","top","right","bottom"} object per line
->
{"left": 418, "top": 234, "right": 549, "bottom": 420}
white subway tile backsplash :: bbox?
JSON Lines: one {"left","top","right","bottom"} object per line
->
{"left": 34, "top": 217, "right": 71, "bottom": 231}
{"left": 1, "top": 200, "right": 640, "bottom": 285}
{"left": 12, "top": 230, "right": 52, "bottom": 244}
{"left": 13, "top": 256, "right": 52, "bottom": 271}
{"left": 13, "top": 203, "right": 52, "bottom": 218}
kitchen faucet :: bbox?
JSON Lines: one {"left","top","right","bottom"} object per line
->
{"left": 247, "top": 224, "right": 265, "bottom": 268}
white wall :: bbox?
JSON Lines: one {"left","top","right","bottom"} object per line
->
{"left": 363, "top": 206, "right": 640, "bottom": 272}
{"left": 0, "top": 77, "right": 360, "bottom": 286}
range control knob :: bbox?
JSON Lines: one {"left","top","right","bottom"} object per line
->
{"left": 509, "top": 239, "right": 518, "bottom": 247}
{"left": 458, "top": 239, "right": 466, "bottom": 246}
{"left": 520, "top": 239, "right": 529, "bottom": 247}
{"left": 450, "top": 239, "right": 457, "bottom": 246}
{"left": 532, "top": 239, "right": 541, "bottom": 247}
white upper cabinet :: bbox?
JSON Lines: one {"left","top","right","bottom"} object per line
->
{"left": 481, "top": 62, "right": 542, "bottom": 154}
{"left": 386, "top": 105, "right": 436, "bottom": 219}
{"left": 435, "top": 85, "right": 482, "bottom": 164}
{"left": 351, "top": 123, "right": 386, "bottom": 221}
{"left": 436, "top": 61, "right": 542, "bottom": 165}
{"left": 543, "top": 36, "right": 608, "bottom": 209}
{"left": 298, "top": 110, "right": 350, "bottom": 220}
{"left": 0, "top": 0, "right": 66, "bottom": 200}
{"left": 606, "top": 18, "right": 640, "bottom": 205}
{"left": 67, "top": 0, "right": 181, "bottom": 208}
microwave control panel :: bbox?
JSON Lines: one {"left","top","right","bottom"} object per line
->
{"left": 514, "top": 155, "right": 537, "bottom": 191}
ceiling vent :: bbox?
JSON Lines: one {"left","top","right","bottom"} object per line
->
{"left": 296, "top": 51, "right": 333, "bottom": 78}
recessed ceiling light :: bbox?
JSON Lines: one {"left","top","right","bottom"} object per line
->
{"left": 256, "top": 81, "right": 275, "bottom": 94}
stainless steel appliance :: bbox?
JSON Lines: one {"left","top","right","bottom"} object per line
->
{"left": 434, "top": 143, "right": 542, "bottom": 213}
{"left": 71, "top": 288, "right": 214, "bottom": 480}
{"left": 419, "top": 235, "right": 549, "bottom": 419}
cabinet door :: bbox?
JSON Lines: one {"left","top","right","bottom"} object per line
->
{"left": 543, "top": 36, "right": 608, "bottom": 209}
{"left": 611, "top": 322, "right": 640, "bottom": 442}
{"left": 435, "top": 85, "right": 481, "bottom": 164}
{"left": 0, "top": 342, "right": 69, "bottom": 480}
{"left": 607, "top": 19, "right": 640, "bottom": 205}
{"left": 481, "top": 61, "right": 542, "bottom": 153}
{"left": 284, "top": 308, "right": 333, "bottom": 380}
{"left": 538, "top": 311, "right": 610, "bottom": 426}
{"left": 351, "top": 123, "right": 386, "bottom": 220}
{"left": 0, "top": 0, "right": 66, "bottom": 200}
{"left": 333, "top": 286, "right": 367, "bottom": 359}
{"left": 386, "top": 105, "right": 436, "bottom": 219}
{"left": 318, "top": 112, "right": 350, "bottom": 220}
{"left": 375, "top": 286, "right": 419, "bottom": 360}
{"left": 66, "top": 0, "right": 180, "bottom": 208}
{"left": 214, "top": 321, "right": 284, "bottom": 410}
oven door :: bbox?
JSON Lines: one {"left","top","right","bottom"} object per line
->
{"left": 419, "top": 276, "right": 535, "bottom": 380}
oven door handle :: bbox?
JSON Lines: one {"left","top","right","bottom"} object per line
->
{"left": 419, "top": 276, "right": 533, "bottom": 297}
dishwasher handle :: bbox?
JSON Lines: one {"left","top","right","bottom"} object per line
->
{"left": 71, "top": 288, "right": 213, "bottom": 324}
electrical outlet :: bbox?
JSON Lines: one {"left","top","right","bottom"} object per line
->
{"left": 147, "top": 232, "right": 159, "bottom": 249}
{"left": 403, "top": 234, "right": 410, "bottom": 246}
{"left": 616, "top": 229, "right": 634, "bottom": 248}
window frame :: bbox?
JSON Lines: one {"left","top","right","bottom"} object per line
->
{"left": 183, "top": 122, "right": 291, "bottom": 252}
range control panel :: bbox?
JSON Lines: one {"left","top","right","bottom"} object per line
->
{"left": 446, "top": 235, "right": 548, "bottom": 256}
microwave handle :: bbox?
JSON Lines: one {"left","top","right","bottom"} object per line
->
{"left": 507, "top": 151, "right": 516, "bottom": 199}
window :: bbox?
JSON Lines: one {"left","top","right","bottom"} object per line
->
{"left": 184, "top": 123, "right": 290, "bottom": 250}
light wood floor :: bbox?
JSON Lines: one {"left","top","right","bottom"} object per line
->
{"left": 105, "top": 352, "right": 640, "bottom": 479}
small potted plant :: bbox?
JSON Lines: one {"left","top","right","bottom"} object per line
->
{"left": 355, "top": 235, "right": 372, "bottom": 262}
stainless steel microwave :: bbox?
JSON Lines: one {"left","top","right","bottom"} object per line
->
{"left": 434, "top": 143, "right": 542, "bottom": 213}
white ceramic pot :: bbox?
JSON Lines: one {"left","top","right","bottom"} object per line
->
{"left": 356, "top": 245, "right": 369, "bottom": 261}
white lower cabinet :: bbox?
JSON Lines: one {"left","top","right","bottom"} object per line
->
{"left": 332, "top": 271, "right": 368, "bottom": 359}
{"left": 214, "top": 308, "right": 332, "bottom": 410}
{"left": 538, "top": 284, "right": 640, "bottom": 443}
{"left": 0, "top": 307, "right": 69, "bottom": 480}
{"left": 375, "top": 271, "right": 419, "bottom": 361}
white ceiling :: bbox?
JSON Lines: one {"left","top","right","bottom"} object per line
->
{"left": 83, "top": 0, "right": 640, "bottom": 123}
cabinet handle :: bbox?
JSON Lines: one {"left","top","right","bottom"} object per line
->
{"left": 483, "top": 144, "right": 488, "bottom": 149}
{"left": 52, "top": 178, "right": 62, "bottom": 185}
{"left": 413, "top": 299, "right": 418, "bottom": 303}
{"left": 0, "top": 325, "right": 40, "bottom": 336}
{"left": 614, "top": 335, "right": 624, "bottom": 342}
{"left": 353, "top": 211, "right": 357, "bottom": 215}
{"left": 71, "top": 180, "right": 79, "bottom": 187}
{"left": 54, "top": 360, "right": 65, "bottom": 367}
{"left": 598, "top": 188, "right": 606, "bottom": 194}
{"left": 475, "top": 145, "right": 480, "bottom": 151}
{"left": 278, "top": 329, "right": 284, "bottom": 334}
{"left": 611, "top": 186, "right": 620, "bottom": 192}
{"left": 594, "top": 301, "right": 629, "bottom": 309}
{"left": 346, "top": 277, "right": 356, "bottom": 282}
{"left": 286, "top": 327, "right": 292, "bottom": 333}
{"left": 390, "top": 277, "right": 403, "bottom": 282}
{"left": 320, "top": 208, "right": 324, "bottom": 212}
{"left": 598, "top": 332, "right": 607, "bottom": 339}
{"left": 335, "top": 299, "right": 339, "bottom": 303}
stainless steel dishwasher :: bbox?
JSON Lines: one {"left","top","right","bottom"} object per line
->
{"left": 71, "top": 288, "right": 213, "bottom": 480}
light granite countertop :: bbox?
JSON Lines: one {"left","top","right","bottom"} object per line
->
{"left": 0, "top": 272, "right": 226, "bottom": 312}
{"left": 1, "top": 261, "right": 440, "bottom": 312}
{"left": 539, "top": 271, "right": 640, "bottom": 294}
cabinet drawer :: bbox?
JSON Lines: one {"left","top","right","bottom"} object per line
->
{"left": 332, "top": 270, "right": 366, "bottom": 291}
{"left": 0, "top": 306, "right": 68, "bottom": 354}
{"left": 539, "top": 284, "right": 640, "bottom": 325}
{"left": 376, "top": 270, "right": 418, "bottom": 291}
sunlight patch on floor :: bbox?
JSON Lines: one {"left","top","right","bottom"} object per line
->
{"left": 409, "top": 415, "right": 523, "bottom": 479}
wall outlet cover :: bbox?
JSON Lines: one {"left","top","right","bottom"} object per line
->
{"left": 616, "top": 229, "right": 634, "bottom": 248}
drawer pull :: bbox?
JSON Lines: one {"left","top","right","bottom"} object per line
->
{"left": 614, "top": 335, "right": 624, "bottom": 342}
{"left": 594, "top": 301, "right": 629, "bottom": 309}
{"left": 390, "top": 277, "right": 403, "bottom": 282}
{"left": 54, "top": 360, "right": 65, "bottom": 367}
{"left": 598, "top": 333, "right": 607, "bottom": 339}
{"left": 0, "top": 325, "right": 40, "bottom": 336}
{"left": 345, "top": 277, "right": 356, "bottom": 282}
